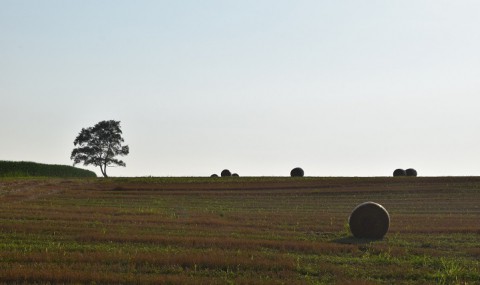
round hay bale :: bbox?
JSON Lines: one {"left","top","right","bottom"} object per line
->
{"left": 393, "top": 169, "right": 406, "bottom": 177}
{"left": 221, "top": 169, "right": 231, "bottom": 177}
{"left": 406, "top": 168, "right": 417, "bottom": 177}
{"left": 290, "top": 167, "right": 304, "bottom": 177}
{"left": 349, "top": 202, "right": 390, "bottom": 239}
{"left": 232, "top": 173, "right": 239, "bottom": 177}
{"left": 210, "top": 174, "right": 219, "bottom": 177}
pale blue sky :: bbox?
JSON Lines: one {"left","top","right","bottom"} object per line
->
{"left": 1, "top": 1, "right": 480, "bottom": 177}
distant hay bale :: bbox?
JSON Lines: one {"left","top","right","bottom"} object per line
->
{"left": 393, "top": 169, "right": 406, "bottom": 177}
{"left": 406, "top": 168, "right": 417, "bottom": 177}
{"left": 232, "top": 173, "right": 239, "bottom": 177}
{"left": 221, "top": 169, "right": 232, "bottom": 177}
{"left": 349, "top": 202, "right": 390, "bottom": 239}
{"left": 210, "top": 174, "right": 219, "bottom": 177}
{"left": 290, "top": 167, "right": 304, "bottom": 177}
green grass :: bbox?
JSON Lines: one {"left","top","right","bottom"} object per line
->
{"left": 0, "top": 177, "right": 478, "bottom": 284}
{"left": 0, "top": 160, "right": 96, "bottom": 178}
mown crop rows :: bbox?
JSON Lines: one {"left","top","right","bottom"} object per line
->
{"left": 0, "top": 177, "right": 479, "bottom": 284}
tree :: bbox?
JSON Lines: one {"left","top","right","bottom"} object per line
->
{"left": 71, "top": 120, "right": 129, "bottom": 177}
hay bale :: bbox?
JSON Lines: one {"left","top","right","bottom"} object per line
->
{"left": 210, "top": 174, "right": 219, "bottom": 177}
{"left": 221, "top": 169, "right": 231, "bottom": 177}
{"left": 290, "top": 167, "right": 304, "bottom": 177}
{"left": 406, "top": 168, "right": 417, "bottom": 177}
{"left": 393, "top": 169, "right": 406, "bottom": 177}
{"left": 348, "top": 202, "right": 390, "bottom": 239}
{"left": 232, "top": 173, "right": 239, "bottom": 177}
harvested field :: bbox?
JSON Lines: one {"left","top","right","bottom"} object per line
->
{"left": 0, "top": 177, "right": 479, "bottom": 284}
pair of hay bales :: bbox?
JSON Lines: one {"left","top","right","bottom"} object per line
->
{"left": 211, "top": 169, "right": 239, "bottom": 177}
{"left": 393, "top": 168, "right": 418, "bottom": 177}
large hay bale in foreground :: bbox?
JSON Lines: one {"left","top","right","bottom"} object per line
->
{"left": 393, "top": 169, "right": 406, "bottom": 177}
{"left": 290, "top": 167, "right": 304, "bottom": 177}
{"left": 406, "top": 168, "right": 417, "bottom": 177}
{"left": 221, "top": 169, "right": 232, "bottom": 177}
{"left": 349, "top": 202, "right": 390, "bottom": 239}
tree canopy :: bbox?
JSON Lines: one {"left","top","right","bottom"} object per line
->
{"left": 71, "top": 120, "right": 129, "bottom": 177}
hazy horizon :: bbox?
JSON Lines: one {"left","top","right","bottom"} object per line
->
{"left": 2, "top": 1, "right": 480, "bottom": 177}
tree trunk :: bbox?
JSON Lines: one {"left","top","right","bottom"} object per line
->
{"left": 99, "top": 164, "right": 108, "bottom": 177}
{"left": 104, "top": 161, "right": 108, "bottom": 177}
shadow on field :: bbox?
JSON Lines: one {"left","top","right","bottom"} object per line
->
{"left": 333, "top": 236, "right": 383, "bottom": 245}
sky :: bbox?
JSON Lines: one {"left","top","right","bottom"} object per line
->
{"left": 1, "top": 1, "right": 480, "bottom": 177}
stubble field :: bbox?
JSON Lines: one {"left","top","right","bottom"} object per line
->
{"left": 0, "top": 177, "right": 479, "bottom": 284}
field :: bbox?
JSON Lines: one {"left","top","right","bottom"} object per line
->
{"left": 0, "top": 161, "right": 96, "bottom": 178}
{"left": 0, "top": 177, "right": 479, "bottom": 284}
